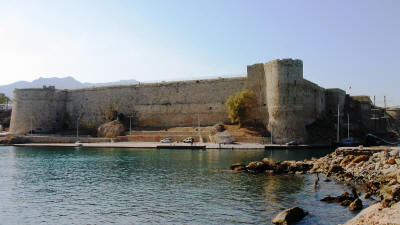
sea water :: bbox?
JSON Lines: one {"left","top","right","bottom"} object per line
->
{"left": 0, "top": 146, "right": 373, "bottom": 224}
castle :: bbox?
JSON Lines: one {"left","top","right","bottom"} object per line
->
{"left": 9, "top": 59, "right": 347, "bottom": 143}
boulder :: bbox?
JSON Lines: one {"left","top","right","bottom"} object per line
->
{"left": 363, "top": 192, "right": 371, "bottom": 199}
{"left": 351, "top": 155, "right": 369, "bottom": 164}
{"left": 320, "top": 196, "right": 336, "bottom": 202}
{"left": 349, "top": 198, "right": 363, "bottom": 211}
{"left": 328, "top": 165, "right": 343, "bottom": 174}
{"left": 246, "top": 161, "right": 263, "bottom": 172}
{"left": 97, "top": 120, "right": 125, "bottom": 138}
{"left": 272, "top": 206, "right": 308, "bottom": 225}
{"left": 262, "top": 158, "right": 276, "bottom": 169}
{"left": 387, "top": 157, "right": 396, "bottom": 165}
{"left": 230, "top": 163, "right": 246, "bottom": 170}
{"left": 213, "top": 123, "right": 225, "bottom": 132}
{"left": 336, "top": 192, "right": 351, "bottom": 202}
{"left": 340, "top": 199, "right": 352, "bottom": 206}
{"left": 391, "top": 184, "right": 400, "bottom": 202}
{"left": 340, "top": 155, "right": 355, "bottom": 167}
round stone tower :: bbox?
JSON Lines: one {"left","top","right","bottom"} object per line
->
{"left": 10, "top": 87, "right": 67, "bottom": 134}
{"left": 265, "top": 59, "right": 307, "bottom": 144}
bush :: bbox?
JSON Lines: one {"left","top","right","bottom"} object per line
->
{"left": 226, "top": 89, "right": 256, "bottom": 127}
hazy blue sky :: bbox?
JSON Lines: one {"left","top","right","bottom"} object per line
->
{"left": 0, "top": 0, "right": 399, "bottom": 106}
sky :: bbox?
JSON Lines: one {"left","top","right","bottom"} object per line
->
{"left": 0, "top": 0, "right": 399, "bottom": 106}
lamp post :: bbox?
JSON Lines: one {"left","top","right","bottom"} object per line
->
{"left": 128, "top": 115, "right": 133, "bottom": 135}
{"left": 30, "top": 116, "right": 33, "bottom": 136}
{"left": 76, "top": 116, "right": 80, "bottom": 139}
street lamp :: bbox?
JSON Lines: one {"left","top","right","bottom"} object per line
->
{"left": 30, "top": 116, "right": 33, "bottom": 136}
{"left": 76, "top": 116, "right": 80, "bottom": 139}
{"left": 128, "top": 114, "right": 134, "bottom": 135}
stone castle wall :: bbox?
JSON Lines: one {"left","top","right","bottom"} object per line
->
{"left": 9, "top": 58, "right": 344, "bottom": 143}
{"left": 64, "top": 77, "right": 246, "bottom": 129}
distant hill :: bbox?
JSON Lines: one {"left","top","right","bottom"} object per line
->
{"left": 0, "top": 76, "right": 138, "bottom": 99}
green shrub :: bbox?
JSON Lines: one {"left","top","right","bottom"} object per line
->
{"left": 226, "top": 89, "right": 256, "bottom": 127}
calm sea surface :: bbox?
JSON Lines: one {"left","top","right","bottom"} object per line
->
{"left": 0, "top": 146, "right": 371, "bottom": 224}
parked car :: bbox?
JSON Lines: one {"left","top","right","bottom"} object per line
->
{"left": 160, "top": 138, "right": 172, "bottom": 143}
{"left": 183, "top": 137, "right": 194, "bottom": 143}
{"left": 286, "top": 141, "right": 298, "bottom": 146}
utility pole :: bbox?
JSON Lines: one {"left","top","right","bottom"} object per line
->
{"left": 76, "top": 116, "right": 80, "bottom": 139}
{"left": 337, "top": 104, "right": 340, "bottom": 143}
{"left": 30, "top": 117, "right": 33, "bottom": 136}
{"left": 129, "top": 114, "right": 133, "bottom": 135}
{"left": 197, "top": 114, "right": 201, "bottom": 142}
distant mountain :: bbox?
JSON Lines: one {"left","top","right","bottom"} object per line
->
{"left": 0, "top": 76, "right": 138, "bottom": 99}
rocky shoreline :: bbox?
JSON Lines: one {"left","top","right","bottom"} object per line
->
{"left": 230, "top": 147, "right": 400, "bottom": 224}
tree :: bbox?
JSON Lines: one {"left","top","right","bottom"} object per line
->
{"left": 0, "top": 93, "right": 10, "bottom": 105}
{"left": 226, "top": 89, "right": 256, "bottom": 127}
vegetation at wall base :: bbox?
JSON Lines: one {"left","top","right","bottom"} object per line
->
{"left": 226, "top": 89, "right": 256, "bottom": 128}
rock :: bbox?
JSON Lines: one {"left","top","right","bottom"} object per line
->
{"left": 323, "top": 177, "right": 331, "bottom": 182}
{"left": 272, "top": 206, "right": 308, "bottom": 225}
{"left": 320, "top": 196, "right": 336, "bottom": 202}
{"left": 295, "top": 171, "right": 305, "bottom": 175}
{"left": 363, "top": 192, "right": 371, "bottom": 199}
{"left": 351, "top": 155, "right": 369, "bottom": 164}
{"left": 328, "top": 165, "right": 343, "bottom": 174}
{"left": 262, "top": 158, "right": 276, "bottom": 169}
{"left": 230, "top": 163, "right": 247, "bottom": 172}
{"left": 340, "top": 199, "right": 352, "bottom": 206}
{"left": 97, "top": 120, "right": 125, "bottom": 138}
{"left": 349, "top": 198, "right": 363, "bottom": 211}
{"left": 398, "top": 169, "right": 400, "bottom": 183}
{"left": 340, "top": 155, "right": 355, "bottom": 167}
{"left": 246, "top": 161, "right": 266, "bottom": 172}
{"left": 392, "top": 184, "right": 400, "bottom": 201}
{"left": 381, "top": 198, "right": 393, "bottom": 208}
{"left": 344, "top": 202, "right": 400, "bottom": 225}
{"left": 387, "top": 157, "right": 396, "bottom": 165}
{"left": 230, "top": 163, "right": 245, "bottom": 170}
{"left": 388, "top": 179, "right": 398, "bottom": 186}
{"left": 213, "top": 123, "right": 225, "bottom": 132}
{"left": 337, "top": 192, "right": 351, "bottom": 202}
